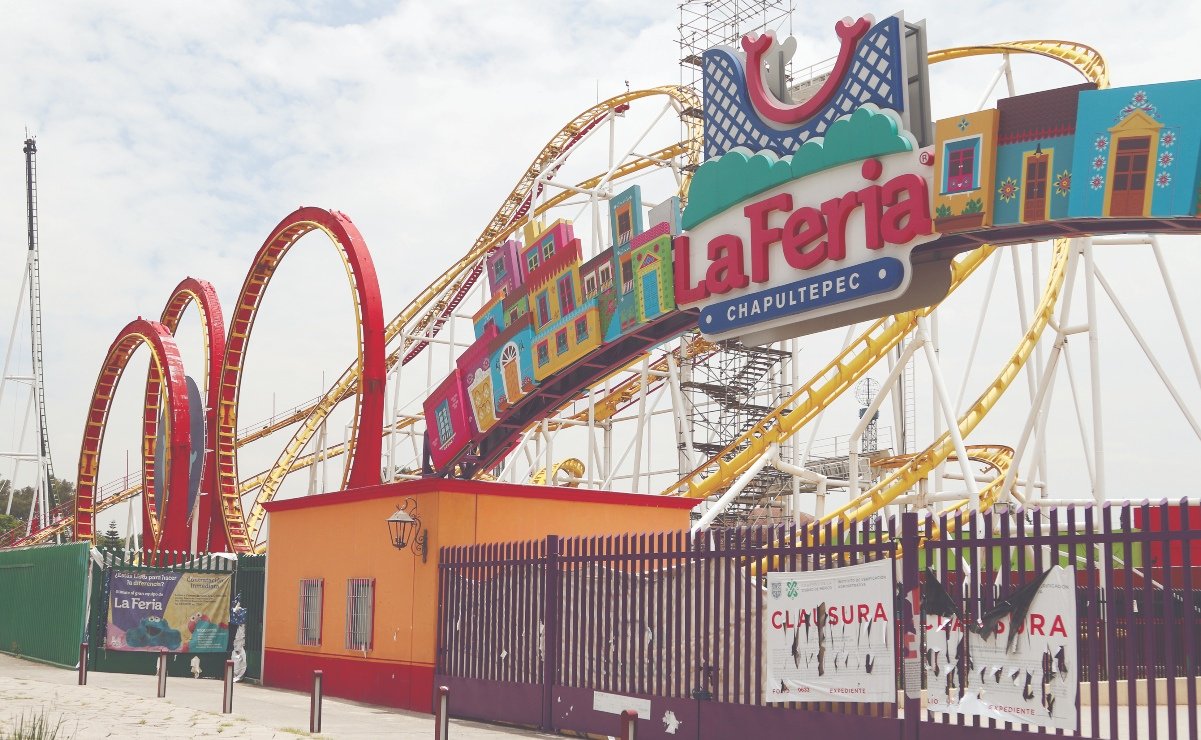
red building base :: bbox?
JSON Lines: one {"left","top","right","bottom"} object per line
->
{"left": 263, "top": 648, "right": 434, "bottom": 713}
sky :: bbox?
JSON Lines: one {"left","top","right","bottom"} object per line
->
{"left": 1, "top": 0, "right": 1200, "bottom": 520}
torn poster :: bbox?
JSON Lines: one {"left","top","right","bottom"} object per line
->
{"left": 764, "top": 558, "right": 897, "bottom": 703}
{"left": 925, "top": 565, "right": 1077, "bottom": 732}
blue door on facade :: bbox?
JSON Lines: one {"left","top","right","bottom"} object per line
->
{"left": 642, "top": 272, "right": 660, "bottom": 318}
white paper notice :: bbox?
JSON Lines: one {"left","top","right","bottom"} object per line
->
{"left": 763, "top": 558, "right": 897, "bottom": 703}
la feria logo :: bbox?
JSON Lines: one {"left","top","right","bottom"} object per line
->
{"left": 674, "top": 15, "right": 944, "bottom": 343}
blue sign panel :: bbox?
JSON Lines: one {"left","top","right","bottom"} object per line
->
{"left": 699, "top": 257, "right": 905, "bottom": 335}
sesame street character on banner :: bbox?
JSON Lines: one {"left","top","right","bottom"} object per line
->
{"left": 106, "top": 570, "right": 232, "bottom": 653}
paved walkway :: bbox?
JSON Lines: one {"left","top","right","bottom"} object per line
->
{"left": 0, "top": 654, "right": 553, "bottom": 739}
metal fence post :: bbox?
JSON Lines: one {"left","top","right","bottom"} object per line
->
{"left": 621, "top": 709, "right": 638, "bottom": 739}
{"left": 541, "top": 535, "right": 560, "bottom": 732}
{"left": 310, "top": 669, "right": 323, "bottom": 733}
{"left": 222, "top": 659, "right": 234, "bottom": 713}
{"left": 156, "top": 649, "right": 168, "bottom": 698}
{"left": 78, "top": 642, "right": 88, "bottom": 686}
{"left": 899, "top": 511, "right": 921, "bottom": 740}
{"left": 434, "top": 685, "right": 449, "bottom": 740}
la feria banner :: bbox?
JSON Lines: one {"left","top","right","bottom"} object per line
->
{"left": 106, "top": 570, "right": 233, "bottom": 653}
{"left": 763, "top": 558, "right": 897, "bottom": 703}
{"left": 925, "top": 566, "right": 1078, "bottom": 731}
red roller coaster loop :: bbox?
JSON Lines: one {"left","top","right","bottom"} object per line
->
{"left": 152, "top": 277, "right": 228, "bottom": 552}
{"left": 75, "top": 319, "right": 191, "bottom": 551}
{"left": 212, "top": 207, "right": 386, "bottom": 552}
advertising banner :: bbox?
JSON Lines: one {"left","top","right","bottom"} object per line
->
{"left": 926, "top": 566, "right": 1077, "bottom": 731}
{"left": 106, "top": 570, "right": 232, "bottom": 653}
{"left": 764, "top": 558, "right": 897, "bottom": 703}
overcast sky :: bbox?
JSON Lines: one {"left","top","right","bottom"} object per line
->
{"left": 1, "top": 1, "right": 1199, "bottom": 513}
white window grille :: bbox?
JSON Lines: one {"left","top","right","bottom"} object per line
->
{"left": 297, "top": 578, "right": 323, "bottom": 646}
{"left": 345, "top": 578, "right": 375, "bottom": 651}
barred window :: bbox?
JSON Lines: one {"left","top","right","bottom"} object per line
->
{"left": 345, "top": 578, "right": 375, "bottom": 651}
{"left": 297, "top": 578, "right": 323, "bottom": 646}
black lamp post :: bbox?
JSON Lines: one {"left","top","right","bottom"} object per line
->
{"left": 387, "top": 500, "right": 428, "bottom": 563}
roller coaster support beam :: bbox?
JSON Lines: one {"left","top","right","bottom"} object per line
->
{"left": 1081, "top": 238, "right": 1106, "bottom": 504}
{"left": 691, "top": 444, "right": 777, "bottom": 535}
{"left": 1145, "top": 237, "right": 1201, "bottom": 392}
{"left": 917, "top": 316, "right": 981, "bottom": 510}
{"left": 849, "top": 336, "right": 925, "bottom": 500}
{"left": 973, "top": 53, "right": 1012, "bottom": 113}
{"left": 769, "top": 456, "right": 851, "bottom": 524}
{"left": 1094, "top": 266, "right": 1201, "bottom": 442}
{"left": 999, "top": 245, "right": 1082, "bottom": 502}
{"left": 666, "top": 354, "right": 696, "bottom": 475}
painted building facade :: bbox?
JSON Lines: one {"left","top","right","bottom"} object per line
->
{"left": 1068, "top": 80, "right": 1201, "bottom": 219}
{"left": 932, "top": 108, "right": 999, "bottom": 233}
{"left": 422, "top": 184, "right": 680, "bottom": 472}
{"left": 992, "top": 83, "right": 1091, "bottom": 226}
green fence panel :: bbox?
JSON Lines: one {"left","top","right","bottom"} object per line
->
{"left": 0, "top": 543, "right": 90, "bottom": 668}
{"left": 236, "top": 554, "right": 266, "bottom": 681}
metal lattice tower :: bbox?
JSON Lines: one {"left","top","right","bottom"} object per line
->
{"left": 682, "top": 340, "right": 794, "bottom": 524}
{"left": 24, "top": 138, "right": 53, "bottom": 491}
{"left": 0, "top": 136, "right": 55, "bottom": 533}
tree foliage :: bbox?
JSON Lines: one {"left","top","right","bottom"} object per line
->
{"left": 0, "top": 476, "right": 77, "bottom": 524}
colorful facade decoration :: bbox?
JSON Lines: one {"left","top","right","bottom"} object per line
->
{"left": 932, "top": 109, "right": 1000, "bottom": 232}
{"left": 991, "top": 83, "right": 1091, "bottom": 226}
{"left": 423, "top": 184, "right": 679, "bottom": 472}
{"left": 425, "top": 370, "right": 472, "bottom": 471}
{"left": 1068, "top": 80, "right": 1201, "bottom": 219}
{"left": 930, "top": 80, "right": 1201, "bottom": 234}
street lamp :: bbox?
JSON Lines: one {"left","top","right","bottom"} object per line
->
{"left": 386, "top": 499, "right": 428, "bottom": 563}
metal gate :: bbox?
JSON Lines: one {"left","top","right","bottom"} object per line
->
{"left": 435, "top": 500, "right": 1200, "bottom": 739}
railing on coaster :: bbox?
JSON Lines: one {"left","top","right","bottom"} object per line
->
{"left": 435, "top": 500, "right": 1200, "bottom": 740}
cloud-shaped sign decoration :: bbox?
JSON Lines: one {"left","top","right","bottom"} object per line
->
{"left": 683, "top": 105, "right": 916, "bottom": 230}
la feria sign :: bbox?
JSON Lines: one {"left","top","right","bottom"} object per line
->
{"left": 673, "top": 116, "right": 944, "bottom": 344}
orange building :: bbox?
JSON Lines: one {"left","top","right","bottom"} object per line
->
{"left": 260, "top": 479, "right": 695, "bottom": 712}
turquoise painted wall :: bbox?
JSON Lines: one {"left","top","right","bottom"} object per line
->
{"left": 1068, "top": 80, "right": 1201, "bottom": 218}
{"left": 992, "top": 135, "right": 1076, "bottom": 226}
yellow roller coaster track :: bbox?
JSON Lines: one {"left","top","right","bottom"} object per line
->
{"left": 927, "top": 40, "right": 1108, "bottom": 90}
{"left": 529, "top": 458, "right": 587, "bottom": 486}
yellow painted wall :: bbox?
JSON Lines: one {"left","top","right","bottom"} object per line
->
{"left": 933, "top": 109, "right": 1000, "bottom": 231}
{"left": 534, "top": 306, "right": 602, "bottom": 381}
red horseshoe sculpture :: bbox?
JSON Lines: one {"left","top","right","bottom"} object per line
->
{"left": 742, "top": 16, "right": 872, "bottom": 127}
{"left": 212, "top": 207, "right": 386, "bottom": 552}
{"left": 150, "top": 277, "right": 228, "bottom": 552}
{"left": 75, "top": 319, "right": 191, "bottom": 551}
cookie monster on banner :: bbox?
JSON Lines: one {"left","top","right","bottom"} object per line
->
{"left": 106, "top": 570, "right": 232, "bottom": 653}
{"left": 676, "top": 13, "right": 946, "bottom": 344}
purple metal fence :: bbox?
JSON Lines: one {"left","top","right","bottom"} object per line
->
{"left": 436, "top": 499, "right": 1200, "bottom": 740}
{"left": 919, "top": 500, "right": 1199, "bottom": 740}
